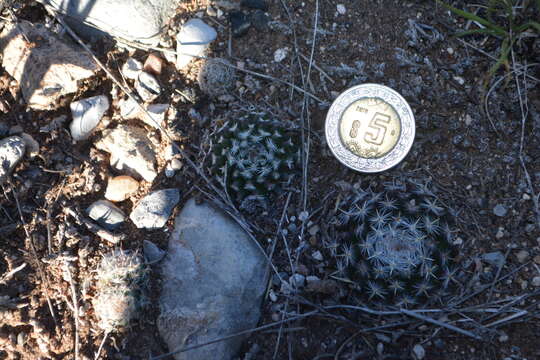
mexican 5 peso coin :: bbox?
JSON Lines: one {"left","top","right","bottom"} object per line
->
{"left": 325, "top": 83, "right": 415, "bottom": 173}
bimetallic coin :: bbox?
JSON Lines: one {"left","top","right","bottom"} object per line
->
{"left": 325, "top": 84, "right": 415, "bottom": 173}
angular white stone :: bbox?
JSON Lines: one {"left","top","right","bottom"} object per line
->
{"left": 0, "top": 136, "right": 25, "bottom": 184}
{"left": 70, "top": 95, "right": 110, "bottom": 141}
{"left": 176, "top": 19, "right": 217, "bottom": 69}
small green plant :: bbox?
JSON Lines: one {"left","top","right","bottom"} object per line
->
{"left": 437, "top": 0, "right": 540, "bottom": 82}
{"left": 330, "top": 180, "right": 460, "bottom": 307}
{"left": 211, "top": 112, "right": 300, "bottom": 201}
{"left": 93, "top": 250, "right": 148, "bottom": 332}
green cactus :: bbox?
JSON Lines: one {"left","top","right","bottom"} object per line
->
{"left": 93, "top": 250, "right": 148, "bottom": 332}
{"left": 211, "top": 113, "right": 300, "bottom": 200}
{"left": 330, "top": 180, "right": 459, "bottom": 307}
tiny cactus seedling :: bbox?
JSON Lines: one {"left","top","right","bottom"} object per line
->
{"left": 198, "top": 58, "right": 236, "bottom": 98}
{"left": 331, "top": 180, "right": 460, "bottom": 307}
{"left": 211, "top": 113, "right": 300, "bottom": 200}
{"left": 93, "top": 250, "right": 148, "bottom": 332}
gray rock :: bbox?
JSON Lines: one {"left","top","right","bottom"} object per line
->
{"left": 412, "top": 344, "right": 425, "bottom": 360}
{"left": 0, "top": 136, "right": 25, "bottom": 184}
{"left": 158, "top": 198, "right": 268, "bottom": 360}
{"left": 95, "top": 125, "right": 157, "bottom": 182}
{"left": 41, "top": 0, "right": 179, "bottom": 45}
{"left": 122, "top": 58, "right": 143, "bottom": 80}
{"left": 176, "top": 19, "right": 217, "bottom": 69}
{"left": 0, "top": 21, "right": 97, "bottom": 110}
{"left": 70, "top": 95, "right": 110, "bottom": 141}
{"left": 130, "top": 189, "right": 180, "bottom": 229}
{"left": 532, "top": 276, "right": 540, "bottom": 287}
{"left": 516, "top": 250, "right": 530, "bottom": 264}
{"left": 86, "top": 200, "right": 125, "bottom": 230}
{"left": 143, "top": 240, "right": 166, "bottom": 263}
{"left": 481, "top": 251, "right": 505, "bottom": 268}
{"left": 493, "top": 204, "right": 507, "bottom": 217}
{"left": 136, "top": 72, "right": 162, "bottom": 102}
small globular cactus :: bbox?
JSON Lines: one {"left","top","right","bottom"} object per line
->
{"left": 330, "top": 180, "right": 459, "bottom": 307}
{"left": 211, "top": 113, "right": 300, "bottom": 200}
{"left": 93, "top": 250, "right": 148, "bottom": 332}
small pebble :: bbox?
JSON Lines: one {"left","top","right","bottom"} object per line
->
{"left": 336, "top": 4, "right": 346, "bottom": 15}
{"left": 20, "top": 133, "right": 39, "bottom": 158}
{"left": 534, "top": 255, "right": 540, "bottom": 265}
{"left": 412, "top": 344, "right": 425, "bottom": 360}
{"left": 312, "top": 250, "right": 323, "bottom": 261}
{"left": 289, "top": 274, "right": 305, "bottom": 289}
{"left": 274, "top": 48, "right": 288, "bottom": 62}
{"left": 516, "top": 250, "right": 529, "bottom": 264}
{"left": 493, "top": 204, "right": 507, "bottom": 217}
{"left": 0, "top": 136, "right": 25, "bottom": 184}
{"left": 496, "top": 228, "right": 504, "bottom": 239}
{"left": 105, "top": 176, "right": 139, "bottom": 202}
{"left": 532, "top": 277, "right": 540, "bottom": 287}
{"left": 69, "top": 95, "right": 109, "bottom": 141}
{"left": 143, "top": 240, "right": 165, "bottom": 263}
{"left": 229, "top": 10, "right": 251, "bottom": 37}
{"left": 122, "top": 58, "right": 143, "bottom": 80}
{"left": 498, "top": 332, "right": 509, "bottom": 342}
{"left": 130, "top": 189, "right": 180, "bottom": 229}
{"left": 136, "top": 72, "right": 161, "bottom": 102}
{"left": 86, "top": 200, "right": 126, "bottom": 230}
{"left": 176, "top": 19, "right": 217, "bottom": 69}
{"left": 143, "top": 53, "right": 164, "bottom": 75}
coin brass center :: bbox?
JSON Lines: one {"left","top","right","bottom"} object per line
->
{"left": 339, "top": 97, "right": 401, "bottom": 159}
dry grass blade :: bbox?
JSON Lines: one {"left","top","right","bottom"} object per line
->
{"left": 400, "top": 309, "right": 482, "bottom": 340}
{"left": 5, "top": 183, "right": 58, "bottom": 328}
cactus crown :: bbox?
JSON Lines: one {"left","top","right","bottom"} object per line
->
{"left": 94, "top": 250, "right": 148, "bottom": 332}
{"left": 331, "top": 180, "right": 459, "bottom": 307}
{"left": 211, "top": 112, "right": 300, "bottom": 200}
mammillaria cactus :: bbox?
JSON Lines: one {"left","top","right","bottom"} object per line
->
{"left": 211, "top": 113, "right": 300, "bottom": 200}
{"left": 93, "top": 250, "right": 148, "bottom": 332}
{"left": 331, "top": 180, "right": 459, "bottom": 307}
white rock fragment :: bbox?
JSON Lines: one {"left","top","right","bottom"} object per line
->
{"left": 95, "top": 125, "right": 157, "bottom": 182}
{"left": 0, "top": 136, "right": 25, "bottom": 184}
{"left": 336, "top": 4, "right": 346, "bottom": 15}
{"left": 136, "top": 72, "right": 161, "bottom": 102}
{"left": 0, "top": 21, "right": 97, "bottom": 110}
{"left": 70, "top": 95, "right": 110, "bottom": 141}
{"left": 176, "top": 19, "right": 217, "bottom": 69}
{"left": 122, "top": 58, "right": 143, "bottom": 80}
{"left": 412, "top": 344, "right": 425, "bottom": 360}
{"left": 86, "top": 200, "right": 126, "bottom": 230}
{"left": 273, "top": 48, "right": 288, "bottom": 62}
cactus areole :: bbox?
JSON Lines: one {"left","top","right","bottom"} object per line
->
{"left": 332, "top": 180, "right": 459, "bottom": 307}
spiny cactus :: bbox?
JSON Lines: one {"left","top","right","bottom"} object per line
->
{"left": 93, "top": 250, "right": 148, "bottom": 332}
{"left": 198, "top": 58, "right": 236, "bottom": 98}
{"left": 330, "top": 180, "right": 459, "bottom": 307}
{"left": 211, "top": 113, "right": 300, "bottom": 200}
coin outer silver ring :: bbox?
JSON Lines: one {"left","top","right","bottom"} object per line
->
{"left": 325, "top": 83, "right": 416, "bottom": 173}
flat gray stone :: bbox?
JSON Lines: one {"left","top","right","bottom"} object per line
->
{"left": 481, "top": 251, "right": 505, "bottom": 268}
{"left": 130, "top": 189, "right": 180, "bottom": 229}
{"left": 0, "top": 136, "right": 25, "bottom": 185}
{"left": 493, "top": 204, "right": 507, "bottom": 217}
{"left": 40, "top": 0, "right": 180, "bottom": 45}
{"left": 86, "top": 200, "right": 125, "bottom": 230}
{"left": 176, "top": 19, "right": 217, "bottom": 69}
{"left": 0, "top": 21, "right": 97, "bottom": 110}
{"left": 70, "top": 95, "right": 110, "bottom": 141}
{"left": 158, "top": 198, "right": 268, "bottom": 360}
{"left": 143, "top": 240, "right": 166, "bottom": 263}
{"left": 95, "top": 125, "right": 157, "bottom": 182}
